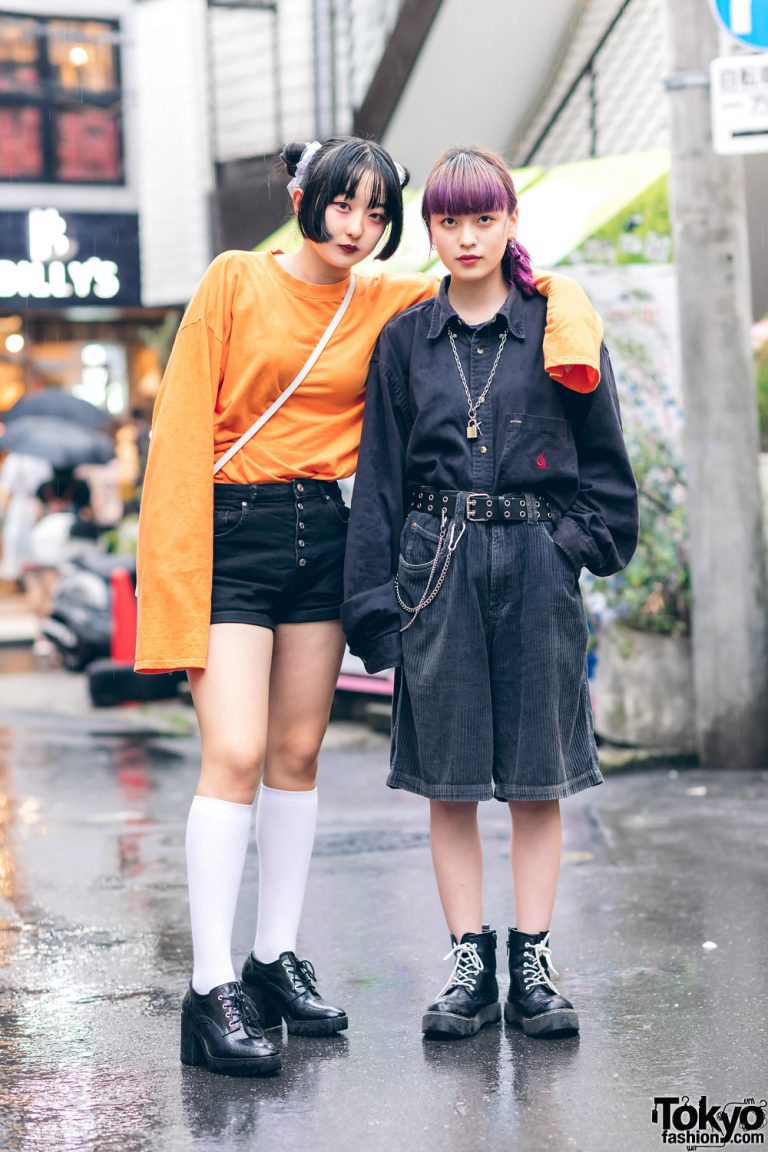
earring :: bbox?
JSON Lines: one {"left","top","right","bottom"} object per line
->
{"left": 509, "top": 237, "right": 519, "bottom": 256}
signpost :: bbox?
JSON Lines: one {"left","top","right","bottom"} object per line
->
{"left": 665, "top": 0, "right": 768, "bottom": 768}
{"left": 710, "top": 52, "right": 768, "bottom": 153}
{"left": 709, "top": 0, "right": 768, "bottom": 49}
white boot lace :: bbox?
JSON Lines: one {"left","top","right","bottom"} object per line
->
{"left": 439, "top": 940, "right": 484, "bottom": 997}
{"left": 522, "top": 933, "right": 560, "bottom": 995}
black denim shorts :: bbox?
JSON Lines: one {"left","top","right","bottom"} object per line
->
{"left": 210, "top": 480, "right": 350, "bottom": 629}
{"left": 390, "top": 496, "right": 602, "bottom": 802}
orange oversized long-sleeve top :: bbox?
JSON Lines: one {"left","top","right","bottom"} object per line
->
{"left": 135, "top": 251, "right": 602, "bottom": 673}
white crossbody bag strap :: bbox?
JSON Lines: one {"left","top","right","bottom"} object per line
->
{"left": 213, "top": 275, "right": 356, "bottom": 476}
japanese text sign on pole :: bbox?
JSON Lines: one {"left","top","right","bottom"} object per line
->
{"left": 710, "top": 1, "right": 768, "bottom": 49}
{"left": 710, "top": 53, "right": 768, "bottom": 153}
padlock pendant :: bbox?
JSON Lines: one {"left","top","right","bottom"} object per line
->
{"left": 467, "top": 420, "right": 478, "bottom": 439}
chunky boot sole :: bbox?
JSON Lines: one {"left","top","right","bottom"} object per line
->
{"left": 504, "top": 999, "right": 579, "bottom": 1037}
{"left": 284, "top": 1014, "right": 348, "bottom": 1037}
{"left": 180, "top": 1014, "right": 282, "bottom": 1077}
{"left": 422, "top": 1000, "right": 501, "bottom": 1039}
{"left": 242, "top": 986, "right": 348, "bottom": 1036}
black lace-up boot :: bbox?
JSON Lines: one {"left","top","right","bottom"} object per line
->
{"left": 180, "top": 980, "right": 282, "bottom": 1076}
{"left": 421, "top": 928, "right": 501, "bottom": 1039}
{"left": 505, "top": 929, "right": 579, "bottom": 1037}
{"left": 241, "top": 951, "right": 348, "bottom": 1036}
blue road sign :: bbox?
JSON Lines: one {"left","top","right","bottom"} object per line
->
{"left": 711, "top": 0, "right": 768, "bottom": 49}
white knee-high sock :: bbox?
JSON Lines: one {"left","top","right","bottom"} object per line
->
{"left": 253, "top": 785, "right": 318, "bottom": 964}
{"left": 186, "top": 795, "right": 253, "bottom": 995}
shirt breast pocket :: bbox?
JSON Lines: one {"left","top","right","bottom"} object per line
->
{"left": 499, "top": 413, "right": 578, "bottom": 488}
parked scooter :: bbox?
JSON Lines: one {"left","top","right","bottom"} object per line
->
{"left": 42, "top": 551, "right": 184, "bottom": 706}
{"left": 42, "top": 550, "right": 128, "bottom": 671}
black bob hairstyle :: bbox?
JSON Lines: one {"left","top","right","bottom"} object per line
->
{"left": 280, "top": 137, "right": 409, "bottom": 262}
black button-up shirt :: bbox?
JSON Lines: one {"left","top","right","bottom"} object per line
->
{"left": 342, "top": 279, "right": 638, "bottom": 673}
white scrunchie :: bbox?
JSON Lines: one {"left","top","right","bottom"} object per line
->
{"left": 287, "top": 140, "right": 322, "bottom": 194}
{"left": 287, "top": 141, "right": 408, "bottom": 193}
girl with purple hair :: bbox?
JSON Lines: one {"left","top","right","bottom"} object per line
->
{"left": 343, "top": 147, "right": 638, "bottom": 1041}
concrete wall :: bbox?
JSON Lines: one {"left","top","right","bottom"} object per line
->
{"left": 209, "top": 0, "right": 315, "bottom": 162}
{"left": 382, "top": 0, "right": 582, "bottom": 184}
{"left": 745, "top": 155, "right": 768, "bottom": 321}
{"left": 515, "top": 0, "right": 669, "bottom": 166}
{"left": 133, "top": 0, "right": 213, "bottom": 306}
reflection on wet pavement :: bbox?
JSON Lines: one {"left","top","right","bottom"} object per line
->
{"left": 0, "top": 710, "right": 766, "bottom": 1152}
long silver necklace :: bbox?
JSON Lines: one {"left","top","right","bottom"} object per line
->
{"left": 448, "top": 328, "right": 507, "bottom": 439}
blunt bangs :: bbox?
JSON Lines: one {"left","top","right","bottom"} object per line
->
{"left": 421, "top": 149, "right": 515, "bottom": 230}
{"left": 297, "top": 137, "right": 405, "bottom": 261}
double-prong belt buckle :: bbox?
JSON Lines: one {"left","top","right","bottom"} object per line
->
{"left": 466, "top": 493, "right": 495, "bottom": 521}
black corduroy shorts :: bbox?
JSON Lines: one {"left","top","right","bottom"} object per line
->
{"left": 210, "top": 480, "right": 349, "bottom": 629}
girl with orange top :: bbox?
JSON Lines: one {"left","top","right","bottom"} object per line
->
{"left": 135, "top": 136, "right": 604, "bottom": 1077}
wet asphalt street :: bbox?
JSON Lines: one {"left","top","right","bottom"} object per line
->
{"left": 0, "top": 688, "right": 767, "bottom": 1152}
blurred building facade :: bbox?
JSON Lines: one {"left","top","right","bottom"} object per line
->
{"left": 134, "top": 0, "right": 441, "bottom": 304}
{"left": 2, "top": 0, "right": 765, "bottom": 424}
{"left": 0, "top": 0, "right": 441, "bottom": 418}
{"left": 380, "top": 0, "right": 766, "bottom": 317}
{"left": 0, "top": 0, "right": 170, "bottom": 418}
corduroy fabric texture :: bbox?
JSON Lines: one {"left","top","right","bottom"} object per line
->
{"left": 389, "top": 502, "right": 602, "bottom": 802}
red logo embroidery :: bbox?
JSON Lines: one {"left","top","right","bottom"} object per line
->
{"left": 536, "top": 452, "right": 547, "bottom": 469}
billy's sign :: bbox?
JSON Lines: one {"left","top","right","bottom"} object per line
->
{"left": 0, "top": 209, "right": 140, "bottom": 308}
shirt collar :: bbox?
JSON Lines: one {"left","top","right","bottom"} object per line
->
{"left": 427, "top": 276, "right": 527, "bottom": 341}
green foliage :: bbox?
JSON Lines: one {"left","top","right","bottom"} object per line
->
{"left": 611, "top": 434, "right": 690, "bottom": 635}
{"left": 596, "top": 315, "right": 767, "bottom": 635}
{"left": 756, "top": 335, "right": 768, "bottom": 452}
{"left": 590, "top": 328, "right": 690, "bottom": 637}
{"left": 564, "top": 175, "right": 672, "bottom": 266}
{"left": 101, "top": 514, "right": 139, "bottom": 557}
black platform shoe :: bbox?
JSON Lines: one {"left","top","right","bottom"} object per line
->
{"left": 421, "top": 928, "right": 501, "bottom": 1039}
{"left": 504, "top": 929, "right": 579, "bottom": 1037}
{"left": 241, "top": 951, "right": 348, "bottom": 1036}
{"left": 180, "top": 980, "right": 282, "bottom": 1076}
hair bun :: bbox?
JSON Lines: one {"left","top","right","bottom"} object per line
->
{"left": 280, "top": 142, "right": 308, "bottom": 178}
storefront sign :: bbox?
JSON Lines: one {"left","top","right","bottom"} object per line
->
{"left": 0, "top": 209, "right": 140, "bottom": 307}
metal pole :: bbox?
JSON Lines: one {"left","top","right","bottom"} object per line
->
{"left": 272, "top": 4, "right": 283, "bottom": 149}
{"left": 663, "top": 0, "right": 768, "bottom": 767}
{"left": 202, "top": 0, "right": 219, "bottom": 257}
{"left": 588, "top": 61, "right": 597, "bottom": 158}
{"left": 313, "top": 0, "right": 334, "bottom": 139}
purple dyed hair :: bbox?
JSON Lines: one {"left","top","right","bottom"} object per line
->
{"left": 421, "top": 146, "right": 536, "bottom": 297}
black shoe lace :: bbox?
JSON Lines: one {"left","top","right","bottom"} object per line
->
{"left": 217, "top": 988, "right": 244, "bottom": 1028}
{"left": 217, "top": 987, "right": 261, "bottom": 1031}
{"left": 282, "top": 954, "right": 319, "bottom": 995}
